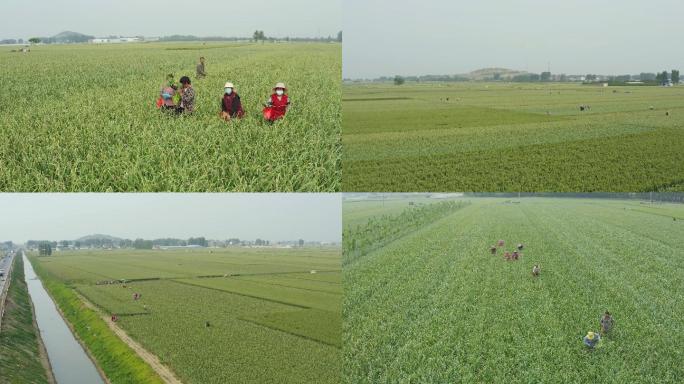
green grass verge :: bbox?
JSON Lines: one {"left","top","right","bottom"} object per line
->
{"left": 0, "top": 255, "right": 50, "bottom": 384}
{"left": 28, "top": 255, "right": 164, "bottom": 384}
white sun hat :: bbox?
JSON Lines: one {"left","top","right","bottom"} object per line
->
{"left": 224, "top": 82, "right": 235, "bottom": 88}
{"left": 273, "top": 82, "right": 287, "bottom": 90}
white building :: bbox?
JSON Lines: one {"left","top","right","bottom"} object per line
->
{"left": 90, "top": 37, "right": 142, "bottom": 44}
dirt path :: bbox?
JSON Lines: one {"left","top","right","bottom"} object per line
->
{"left": 76, "top": 293, "right": 183, "bottom": 384}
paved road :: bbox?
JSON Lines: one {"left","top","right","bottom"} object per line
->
{"left": 0, "top": 251, "right": 16, "bottom": 327}
{"left": 0, "top": 251, "right": 15, "bottom": 294}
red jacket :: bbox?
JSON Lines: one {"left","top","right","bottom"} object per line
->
{"left": 267, "top": 94, "right": 289, "bottom": 119}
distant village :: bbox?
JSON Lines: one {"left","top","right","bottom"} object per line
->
{"left": 0, "top": 30, "right": 342, "bottom": 46}
{"left": 1, "top": 236, "right": 337, "bottom": 255}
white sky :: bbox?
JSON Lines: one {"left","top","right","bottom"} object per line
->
{"left": 344, "top": 0, "right": 684, "bottom": 78}
{"left": 0, "top": 0, "right": 341, "bottom": 38}
{"left": 0, "top": 194, "right": 341, "bottom": 243}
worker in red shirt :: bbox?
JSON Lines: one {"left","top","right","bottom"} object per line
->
{"left": 219, "top": 82, "right": 244, "bottom": 121}
{"left": 263, "top": 82, "right": 290, "bottom": 122}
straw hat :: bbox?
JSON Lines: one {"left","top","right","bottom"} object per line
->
{"left": 587, "top": 331, "right": 595, "bottom": 340}
{"left": 273, "top": 82, "right": 287, "bottom": 90}
{"left": 224, "top": 82, "right": 235, "bottom": 89}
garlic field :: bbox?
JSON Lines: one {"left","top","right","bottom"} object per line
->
{"left": 343, "top": 83, "right": 684, "bottom": 192}
{"left": 34, "top": 247, "right": 341, "bottom": 384}
{"left": 343, "top": 197, "right": 684, "bottom": 383}
{"left": 0, "top": 42, "right": 341, "bottom": 191}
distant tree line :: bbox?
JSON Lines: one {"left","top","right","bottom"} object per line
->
{"left": 464, "top": 192, "right": 684, "bottom": 203}
{"left": 371, "top": 69, "right": 681, "bottom": 86}
{"left": 24, "top": 236, "right": 311, "bottom": 250}
{"left": 159, "top": 32, "right": 341, "bottom": 43}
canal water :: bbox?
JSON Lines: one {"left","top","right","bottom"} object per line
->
{"left": 23, "top": 253, "right": 105, "bottom": 384}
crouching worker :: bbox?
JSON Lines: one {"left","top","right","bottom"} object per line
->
{"left": 176, "top": 76, "right": 195, "bottom": 114}
{"left": 219, "top": 82, "right": 244, "bottom": 121}
{"left": 583, "top": 331, "right": 601, "bottom": 349}
{"left": 490, "top": 245, "right": 497, "bottom": 255}
{"left": 263, "top": 82, "right": 290, "bottom": 122}
{"left": 157, "top": 74, "right": 178, "bottom": 110}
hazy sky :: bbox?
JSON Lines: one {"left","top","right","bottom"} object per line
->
{"left": 0, "top": 194, "right": 341, "bottom": 243}
{"left": 0, "top": 0, "right": 341, "bottom": 38}
{"left": 344, "top": 0, "right": 684, "bottom": 78}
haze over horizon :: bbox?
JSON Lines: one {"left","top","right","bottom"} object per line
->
{"left": 344, "top": 0, "right": 684, "bottom": 79}
{"left": 0, "top": 0, "right": 341, "bottom": 39}
{"left": 0, "top": 194, "right": 341, "bottom": 243}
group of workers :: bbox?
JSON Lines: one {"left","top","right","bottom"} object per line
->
{"left": 490, "top": 240, "right": 540, "bottom": 275}
{"left": 489, "top": 239, "right": 616, "bottom": 349}
{"left": 156, "top": 57, "right": 290, "bottom": 122}
{"left": 583, "top": 311, "right": 615, "bottom": 350}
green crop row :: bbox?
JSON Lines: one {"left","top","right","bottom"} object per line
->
{"left": 343, "top": 198, "right": 684, "bottom": 383}
{"left": 34, "top": 248, "right": 342, "bottom": 383}
{"left": 342, "top": 83, "right": 684, "bottom": 192}
{"left": 0, "top": 42, "right": 340, "bottom": 192}
{"left": 343, "top": 200, "right": 471, "bottom": 265}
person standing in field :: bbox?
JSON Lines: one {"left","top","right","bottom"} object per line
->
{"left": 196, "top": 57, "right": 206, "bottom": 78}
{"left": 219, "top": 82, "right": 244, "bottom": 121}
{"left": 177, "top": 76, "right": 195, "bottom": 114}
{"left": 263, "top": 82, "right": 290, "bottom": 122}
{"left": 600, "top": 311, "right": 614, "bottom": 334}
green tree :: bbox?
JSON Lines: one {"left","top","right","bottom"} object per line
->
{"left": 541, "top": 72, "right": 551, "bottom": 81}
{"left": 28, "top": 37, "right": 40, "bottom": 44}
{"left": 298, "top": 239, "right": 305, "bottom": 247}
{"left": 672, "top": 70, "right": 680, "bottom": 84}
{"left": 656, "top": 71, "right": 669, "bottom": 84}
{"left": 337, "top": 31, "right": 342, "bottom": 42}
{"left": 253, "top": 30, "right": 266, "bottom": 43}
{"left": 394, "top": 75, "right": 405, "bottom": 86}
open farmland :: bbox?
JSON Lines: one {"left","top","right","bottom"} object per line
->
{"left": 0, "top": 42, "right": 340, "bottom": 192}
{"left": 343, "top": 83, "right": 684, "bottom": 192}
{"left": 32, "top": 247, "right": 341, "bottom": 384}
{"left": 343, "top": 197, "right": 684, "bottom": 383}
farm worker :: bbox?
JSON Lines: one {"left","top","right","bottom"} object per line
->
{"left": 512, "top": 251, "right": 519, "bottom": 260}
{"left": 490, "top": 245, "right": 497, "bottom": 255}
{"left": 111, "top": 314, "right": 118, "bottom": 322}
{"left": 532, "top": 264, "right": 540, "bottom": 276}
{"left": 504, "top": 251, "right": 511, "bottom": 260}
{"left": 583, "top": 331, "right": 601, "bottom": 349}
{"left": 600, "top": 312, "right": 614, "bottom": 334}
{"left": 177, "top": 76, "right": 195, "bottom": 114}
{"left": 517, "top": 243, "right": 524, "bottom": 250}
{"left": 205, "top": 321, "right": 211, "bottom": 328}
{"left": 497, "top": 240, "right": 505, "bottom": 247}
{"left": 158, "top": 74, "right": 178, "bottom": 109}
{"left": 196, "top": 57, "right": 206, "bottom": 78}
{"left": 219, "top": 82, "right": 244, "bottom": 120}
{"left": 263, "top": 82, "right": 290, "bottom": 122}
